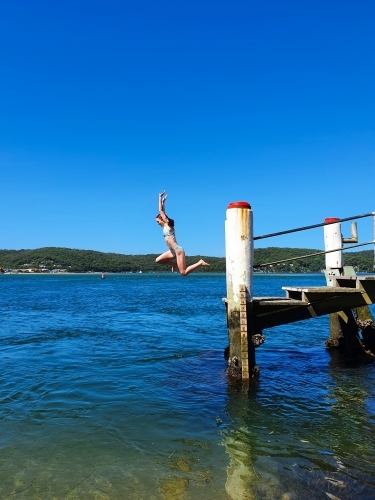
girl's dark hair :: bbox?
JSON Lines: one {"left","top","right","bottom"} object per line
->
{"left": 156, "top": 214, "right": 174, "bottom": 227}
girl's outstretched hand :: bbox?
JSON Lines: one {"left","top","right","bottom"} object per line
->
{"left": 159, "top": 191, "right": 168, "bottom": 202}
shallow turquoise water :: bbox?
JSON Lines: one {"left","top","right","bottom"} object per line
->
{"left": 0, "top": 273, "right": 375, "bottom": 499}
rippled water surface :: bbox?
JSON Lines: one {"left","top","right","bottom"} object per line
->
{"left": 1, "top": 273, "right": 375, "bottom": 499}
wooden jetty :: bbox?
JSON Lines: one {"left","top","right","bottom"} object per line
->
{"left": 224, "top": 203, "right": 375, "bottom": 380}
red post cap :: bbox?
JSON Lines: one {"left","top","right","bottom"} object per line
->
{"left": 324, "top": 217, "right": 340, "bottom": 223}
{"left": 228, "top": 202, "right": 251, "bottom": 209}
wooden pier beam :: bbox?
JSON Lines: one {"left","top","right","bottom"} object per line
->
{"left": 225, "top": 202, "right": 257, "bottom": 380}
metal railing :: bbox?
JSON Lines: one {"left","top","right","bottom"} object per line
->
{"left": 254, "top": 212, "right": 375, "bottom": 269}
{"left": 254, "top": 212, "right": 375, "bottom": 241}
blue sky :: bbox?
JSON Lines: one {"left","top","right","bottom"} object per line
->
{"left": 0, "top": 0, "right": 374, "bottom": 256}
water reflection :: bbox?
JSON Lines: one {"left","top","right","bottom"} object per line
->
{"left": 223, "top": 382, "right": 257, "bottom": 500}
{"left": 222, "top": 349, "right": 375, "bottom": 500}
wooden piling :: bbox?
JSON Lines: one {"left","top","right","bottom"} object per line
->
{"left": 323, "top": 217, "right": 375, "bottom": 358}
{"left": 225, "top": 202, "right": 257, "bottom": 380}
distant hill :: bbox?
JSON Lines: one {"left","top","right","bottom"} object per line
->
{"left": 0, "top": 247, "right": 373, "bottom": 273}
{"left": 0, "top": 247, "right": 224, "bottom": 273}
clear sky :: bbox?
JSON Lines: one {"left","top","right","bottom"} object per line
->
{"left": 1, "top": 0, "right": 374, "bottom": 256}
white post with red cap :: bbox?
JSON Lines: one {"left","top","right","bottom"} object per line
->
{"left": 225, "top": 202, "right": 253, "bottom": 303}
{"left": 225, "top": 202, "right": 255, "bottom": 379}
{"left": 323, "top": 217, "right": 344, "bottom": 344}
{"left": 323, "top": 217, "right": 343, "bottom": 269}
{"left": 323, "top": 217, "right": 374, "bottom": 355}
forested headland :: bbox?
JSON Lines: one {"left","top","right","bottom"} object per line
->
{"left": 0, "top": 247, "right": 374, "bottom": 273}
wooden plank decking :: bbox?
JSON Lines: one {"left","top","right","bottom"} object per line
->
{"left": 250, "top": 276, "right": 375, "bottom": 330}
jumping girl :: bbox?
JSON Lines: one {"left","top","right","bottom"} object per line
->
{"left": 155, "top": 191, "right": 210, "bottom": 276}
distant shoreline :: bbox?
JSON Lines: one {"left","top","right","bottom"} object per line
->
{"left": 1, "top": 246, "right": 373, "bottom": 274}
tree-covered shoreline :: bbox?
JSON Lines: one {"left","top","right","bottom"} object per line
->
{"left": 0, "top": 247, "right": 374, "bottom": 273}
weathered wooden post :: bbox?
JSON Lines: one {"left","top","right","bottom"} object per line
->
{"left": 225, "top": 202, "right": 256, "bottom": 379}
{"left": 324, "top": 216, "right": 354, "bottom": 351}
{"left": 323, "top": 217, "right": 374, "bottom": 357}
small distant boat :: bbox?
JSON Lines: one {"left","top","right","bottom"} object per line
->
{"left": 101, "top": 273, "right": 105, "bottom": 279}
{"left": 139, "top": 270, "right": 142, "bottom": 273}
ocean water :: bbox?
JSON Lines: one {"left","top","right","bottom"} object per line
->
{"left": 1, "top": 273, "right": 375, "bottom": 500}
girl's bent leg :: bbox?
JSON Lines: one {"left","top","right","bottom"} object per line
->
{"left": 176, "top": 251, "right": 210, "bottom": 276}
{"left": 183, "top": 260, "right": 210, "bottom": 275}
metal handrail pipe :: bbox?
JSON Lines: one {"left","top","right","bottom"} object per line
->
{"left": 254, "top": 240, "right": 375, "bottom": 268}
{"left": 254, "top": 212, "right": 375, "bottom": 241}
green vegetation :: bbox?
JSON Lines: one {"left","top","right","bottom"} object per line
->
{"left": 0, "top": 247, "right": 224, "bottom": 273}
{"left": 253, "top": 247, "right": 374, "bottom": 273}
{"left": 0, "top": 246, "right": 374, "bottom": 273}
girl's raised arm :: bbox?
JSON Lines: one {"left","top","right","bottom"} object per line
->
{"left": 158, "top": 191, "right": 169, "bottom": 221}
